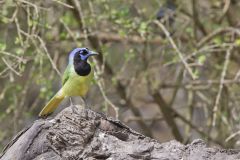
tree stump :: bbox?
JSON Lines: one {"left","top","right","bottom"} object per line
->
{"left": 1, "top": 105, "right": 240, "bottom": 160}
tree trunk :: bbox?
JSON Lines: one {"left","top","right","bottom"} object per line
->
{"left": 1, "top": 105, "right": 240, "bottom": 160}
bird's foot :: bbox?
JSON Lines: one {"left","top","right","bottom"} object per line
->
{"left": 72, "top": 105, "right": 80, "bottom": 114}
{"left": 69, "top": 97, "right": 74, "bottom": 106}
{"left": 82, "top": 97, "right": 91, "bottom": 109}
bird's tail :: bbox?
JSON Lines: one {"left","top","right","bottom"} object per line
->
{"left": 39, "top": 90, "right": 65, "bottom": 117}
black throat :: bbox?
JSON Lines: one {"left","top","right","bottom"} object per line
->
{"left": 73, "top": 57, "right": 91, "bottom": 76}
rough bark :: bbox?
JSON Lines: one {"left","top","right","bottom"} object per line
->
{"left": 1, "top": 105, "right": 240, "bottom": 160}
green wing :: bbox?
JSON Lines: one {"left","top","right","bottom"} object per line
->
{"left": 62, "top": 65, "right": 71, "bottom": 86}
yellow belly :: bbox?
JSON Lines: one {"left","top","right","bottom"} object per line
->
{"left": 61, "top": 68, "right": 94, "bottom": 97}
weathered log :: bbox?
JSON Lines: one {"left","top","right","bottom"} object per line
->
{"left": 1, "top": 105, "right": 240, "bottom": 160}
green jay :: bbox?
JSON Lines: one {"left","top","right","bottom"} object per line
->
{"left": 39, "top": 48, "right": 98, "bottom": 117}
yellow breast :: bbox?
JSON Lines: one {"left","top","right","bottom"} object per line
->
{"left": 61, "top": 66, "right": 94, "bottom": 97}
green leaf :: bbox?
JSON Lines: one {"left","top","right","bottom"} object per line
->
{"left": 193, "top": 69, "right": 199, "bottom": 79}
{"left": 213, "top": 37, "right": 222, "bottom": 45}
{"left": 16, "top": 48, "right": 24, "bottom": 55}
{"left": 0, "top": 17, "right": 9, "bottom": 23}
{"left": 235, "top": 39, "right": 240, "bottom": 46}
{"left": 0, "top": 43, "right": 6, "bottom": 51}
{"left": 198, "top": 55, "right": 206, "bottom": 65}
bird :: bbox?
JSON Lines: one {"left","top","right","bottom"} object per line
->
{"left": 39, "top": 48, "right": 98, "bottom": 117}
{"left": 156, "top": 0, "right": 176, "bottom": 26}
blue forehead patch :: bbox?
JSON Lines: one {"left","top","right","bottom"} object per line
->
{"left": 68, "top": 48, "right": 86, "bottom": 64}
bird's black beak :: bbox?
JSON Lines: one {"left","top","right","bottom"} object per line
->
{"left": 88, "top": 51, "right": 98, "bottom": 57}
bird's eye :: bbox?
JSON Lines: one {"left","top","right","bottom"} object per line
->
{"left": 81, "top": 49, "right": 88, "bottom": 56}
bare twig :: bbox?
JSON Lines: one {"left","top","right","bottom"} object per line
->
{"left": 225, "top": 130, "right": 240, "bottom": 142}
{"left": 52, "top": 0, "right": 74, "bottom": 8}
{"left": 2, "top": 58, "right": 22, "bottom": 76}
{"left": 125, "top": 116, "right": 164, "bottom": 123}
{"left": 191, "top": 0, "right": 207, "bottom": 37}
{"left": 185, "top": 43, "right": 236, "bottom": 62}
{"left": 34, "top": 36, "right": 61, "bottom": 76}
{"left": 212, "top": 46, "right": 233, "bottom": 126}
{"left": 152, "top": 91, "right": 183, "bottom": 142}
{"left": 226, "top": 1, "right": 238, "bottom": 26}
{"left": 197, "top": 27, "right": 240, "bottom": 48}
{"left": 60, "top": 19, "right": 78, "bottom": 43}
{"left": 93, "top": 58, "right": 119, "bottom": 118}
{"left": 154, "top": 20, "right": 196, "bottom": 80}
{"left": 54, "top": 31, "right": 164, "bottom": 45}
{"left": 0, "top": 65, "right": 15, "bottom": 77}
{"left": 218, "top": 0, "right": 231, "bottom": 22}
{"left": 18, "top": 0, "right": 39, "bottom": 17}
{"left": 170, "top": 107, "right": 224, "bottom": 146}
{"left": 160, "top": 79, "right": 240, "bottom": 89}
{"left": 14, "top": 18, "right": 24, "bottom": 46}
{"left": 0, "top": 51, "right": 27, "bottom": 63}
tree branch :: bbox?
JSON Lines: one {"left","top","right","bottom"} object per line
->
{"left": 1, "top": 106, "right": 237, "bottom": 159}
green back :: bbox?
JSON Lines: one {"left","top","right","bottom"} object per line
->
{"left": 62, "top": 65, "right": 71, "bottom": 86}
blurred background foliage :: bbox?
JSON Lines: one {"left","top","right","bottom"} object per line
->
{"left": 1, "top": 0, "right": 240, "bottom": 150}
